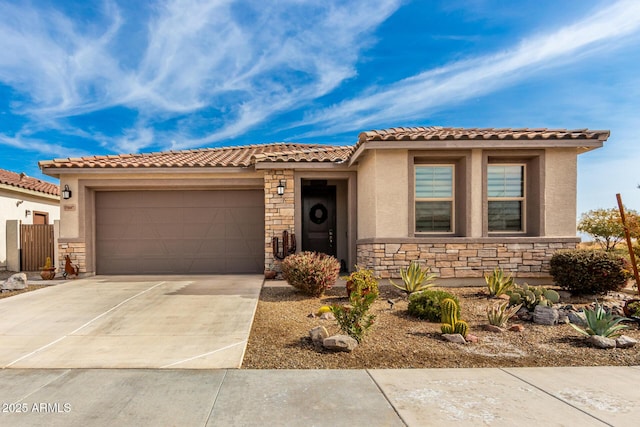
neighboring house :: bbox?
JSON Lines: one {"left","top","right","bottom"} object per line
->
{"left": 0, "top": 169, "right": 60, "bottom": 270}
{"left": 39, "top": 126, "right": 609, "bottom": 281}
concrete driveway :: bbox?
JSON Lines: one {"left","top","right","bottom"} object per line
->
{"left": 0, "top": 275, "right": 263, "bottom": 369}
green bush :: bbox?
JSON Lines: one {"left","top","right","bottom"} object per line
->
{"left": 407, "top": 289, "right": 460, "bottom": 322}
{"left": 330, "top": 287, "right": 378, "bottom": 343}
{"left": 281, "top": 251, "right": 340, "bottom": 297}
{"left": 549, "top": 250, "right": 628, "bottom": 295}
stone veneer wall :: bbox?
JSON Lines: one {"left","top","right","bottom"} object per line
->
{"left": 264, "top": 169, "right": 295, "bottom": 269}
{"left": 356, "top": 240, "right": 578, "bottom": 279}
{"left": 58, "top": 240, "right": 86, "bottom": 273}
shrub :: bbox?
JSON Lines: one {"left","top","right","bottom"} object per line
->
{"left": 549, "top": 250, "right": 628, "bottom": 295}
{"left": 627, "top": 301, "right": 640, "bottom": 317}
{"left": 407, "top": 289, "right": 459, "bottom": 322}
{"left": 343, "top": 266, "right": 379, "bottom": 298}
{"left": 389, "top": 261, "right": 437, "bottom": 295}
{"left": 281, "top": 251, "right": 340, "bottom": 297}
{"left": 330, "top": 287, "right": 378, "bottom": 343}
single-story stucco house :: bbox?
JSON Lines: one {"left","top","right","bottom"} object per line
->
{"left": 39, "top": 126, "right": 609, "bottom": 281}
{"left": 1, "top": 168, "right": 60, "bottom": 270}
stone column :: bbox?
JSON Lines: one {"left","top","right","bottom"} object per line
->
{"left": 264, "top": 170, "right": 295, "bottom": 270}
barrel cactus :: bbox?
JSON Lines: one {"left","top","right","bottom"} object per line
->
{"left": 440, "top": 298, "right": 469, "bottom": 337}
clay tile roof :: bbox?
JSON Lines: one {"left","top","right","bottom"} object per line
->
{"left": 39, "top": 143, "right": 333, "bottom": 169}
{"left": 253, "top": 145, "right": 354, "bottom": 163}
{"left": 0, "top": 169, "right": 60, "bottom": 196}
{"left": 357, "top": 126, "right": 610, "bottom": 146}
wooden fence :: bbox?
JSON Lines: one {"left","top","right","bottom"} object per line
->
{"left": 20, "top": 224, "right": 55, "bottom": 271}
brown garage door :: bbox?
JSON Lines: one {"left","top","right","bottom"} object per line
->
{"left": 95, "top": 190, "right": 264, "bottom": 274}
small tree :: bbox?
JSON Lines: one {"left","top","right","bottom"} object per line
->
{"left": 577, "top": 208, "right": 639, "bottom": 251}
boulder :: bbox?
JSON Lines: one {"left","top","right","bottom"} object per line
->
{"left": 442, "top": 333, "right": 466, "bottom": 344}
{"left": 568, "top": 311, "right": 587, "bottom": 327}
{"left": 586, "top": 335, "right": 616, "bottom": 349}
{"left": 323, "top": 335, "right": 358, "bottom": 352}
{"left": 483, "top": 324, "right": 504, "bottom": 333}
{"left": 309, "top": 326, "right": 329, "bottom": 345}
{"left": 615, "top": 335, "right": 637, "bottom": 349}
{"left": 319, "top": 312, "right": 335, "bottom": 321}
{"left": 533, "top": 305, "right": 558, "bottom": 325}
{"left": 508, "top": 324, "right": 525, "bottom": 332}
{"left": 1, "top": 273, "right": 28, "bottom": 291}
{"left": 465, "top": 334, "right": 479, "bottom": 343}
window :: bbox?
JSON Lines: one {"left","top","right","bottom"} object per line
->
{"left": 487, "top": 164, "right": 525, "bottom": 232}
{"left": 415, "top": 165, "right": 454, "bottom": 232}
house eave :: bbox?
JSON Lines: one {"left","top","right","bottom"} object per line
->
{"left": 348, "top": 139, "right": 604, "bottom": 163}
{"left": 0, "top": 184, "right": 60, "bottom": 202}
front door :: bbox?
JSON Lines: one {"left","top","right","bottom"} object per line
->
{"left": 302, "top": 185, "right": 336, "bottom": 256}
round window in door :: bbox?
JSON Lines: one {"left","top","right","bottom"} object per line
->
{"left": 309, "top": 203, "right": 328, "bottom": 224}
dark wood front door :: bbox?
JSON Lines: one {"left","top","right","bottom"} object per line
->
{"left": 302, "top": 185, "right": 336, "bottom": 256}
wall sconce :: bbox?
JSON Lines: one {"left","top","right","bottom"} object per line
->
{"left": 62, "top": 184, "right": 72, "bottom": 200}
{"left": 276, "top": 179, "right": 286, "bottom": 196}
{"left": 25, "top": 210, "right": 31, "bottom": 217}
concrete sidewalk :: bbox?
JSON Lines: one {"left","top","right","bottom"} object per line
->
{"left": 1, "top": 366, "right": 638, "bottom": 426}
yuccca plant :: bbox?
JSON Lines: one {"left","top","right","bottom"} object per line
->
{"left": 485, "top": 267, "right": 515, "bottom": 297}
{"left": 487, "top": 301, "right": 522, "bottom": 328}
{"left": 389, "top": 261, "right": 437, "bottom": 295}
{"left": 570, "top": 301, "right": 629, "bottom": 338}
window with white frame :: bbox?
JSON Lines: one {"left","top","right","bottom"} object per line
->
{"left": 415, "top": 165, "right": 454, "bottom": 233}
{"left": 487, "top": 164, "right": 525, "bottom": 232}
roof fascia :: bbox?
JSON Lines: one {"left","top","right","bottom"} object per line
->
{"left": 40, "top": 166, "right": 254, "bottom": 178}
{"left": 254, "top": 162, "right": 353, "bottom": 171}
{"left": 0, "top": 184, "right": 60, "bottom": 202}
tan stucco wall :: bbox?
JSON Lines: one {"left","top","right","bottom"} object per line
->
{"left": 356, "top": 152, "right": 377, "bottom": 239}
{"left": 357, "top": 150, "right": 408, "bottom": 239}
{"left": 469, "top": 149, "right": 484, "bottom": 237}
{"left": 544, "top": 148, "right": 578, "bottom": 236}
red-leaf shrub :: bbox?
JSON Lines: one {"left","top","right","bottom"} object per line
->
{"left": 281, "top": 251, "right": 340, "bottom": 297}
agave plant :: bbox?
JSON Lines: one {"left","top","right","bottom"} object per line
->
{"left": 390, "top": 261, "right": 437, "bottom": 295}
{"left": 487, "top": 301, "right": 522, "bottom": 328}
{"left": 485, "top": 267, "right": 515, "bottom": 297}
{"left": 570, "top": 300, "right": 630, "bottom": 338}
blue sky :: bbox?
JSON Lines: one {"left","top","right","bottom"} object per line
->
{"left": 1, "top": 0, "right": 639, "bottom": 216}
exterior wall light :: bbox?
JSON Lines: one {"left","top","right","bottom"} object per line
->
{"left": 62, "top": 184, "right": 72, "bottom": 200}
{"left": 277, "top": 179, "right": 286, "bottom": 196}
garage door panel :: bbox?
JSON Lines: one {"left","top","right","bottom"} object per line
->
{"left": 96, "top": 190, "right": 264, "bottom": 274}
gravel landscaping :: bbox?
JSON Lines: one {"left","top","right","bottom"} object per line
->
{"left": 242, "top": 281, "right": 640, "bottom": 369}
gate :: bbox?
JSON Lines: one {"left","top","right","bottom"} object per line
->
{"left": 20, "top": 224, "right": 55, "bottom": 271}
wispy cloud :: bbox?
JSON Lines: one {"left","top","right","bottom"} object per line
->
{"left": 0, "top": 0, "right": 402, "bottom": 153}
{"left": 296, "top": 0, "right": 640, "bottom": 135}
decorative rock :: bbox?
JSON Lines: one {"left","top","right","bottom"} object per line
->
{"left": 465, "top": 334, "right": 479, "bottom": 343}
{"left": 1, "top": 273, "right": 28, "bottom": 291}
{"left": 323, "top": 335, "right": 358, "bottom": 352}
{"left": 615, "top": 335, "right": 637, "bottom": 349}
{"left": 533, "top": 305, "right": 559, "bottom": 325}
{"left": 442, "top": 333, "right": 467, "bottom": 344}
{"left": 509, "top": 324, "right": 525, "bottom": 332}
{"left": 307, "top": 313, "right": 317, "bottom": 318}
{"left": 319, "top": 312, "right": 335, "bottom": 321}
{"left": 309, "top": 326, "right": 329, "bottom": 344}
{"left": 586, "top": 335, "right": 617, "bottom": 349}
{"left": 568, "top": 311, "right": 587, "bottom": 327}
{"left": 557, "top": 312, "right": 570, "bottom": 324}
{"left": 483, "top": 324, "right": 504, "bottom": 333}
{"left": 516, "top": 307, "right": 533, "bottom": 321}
